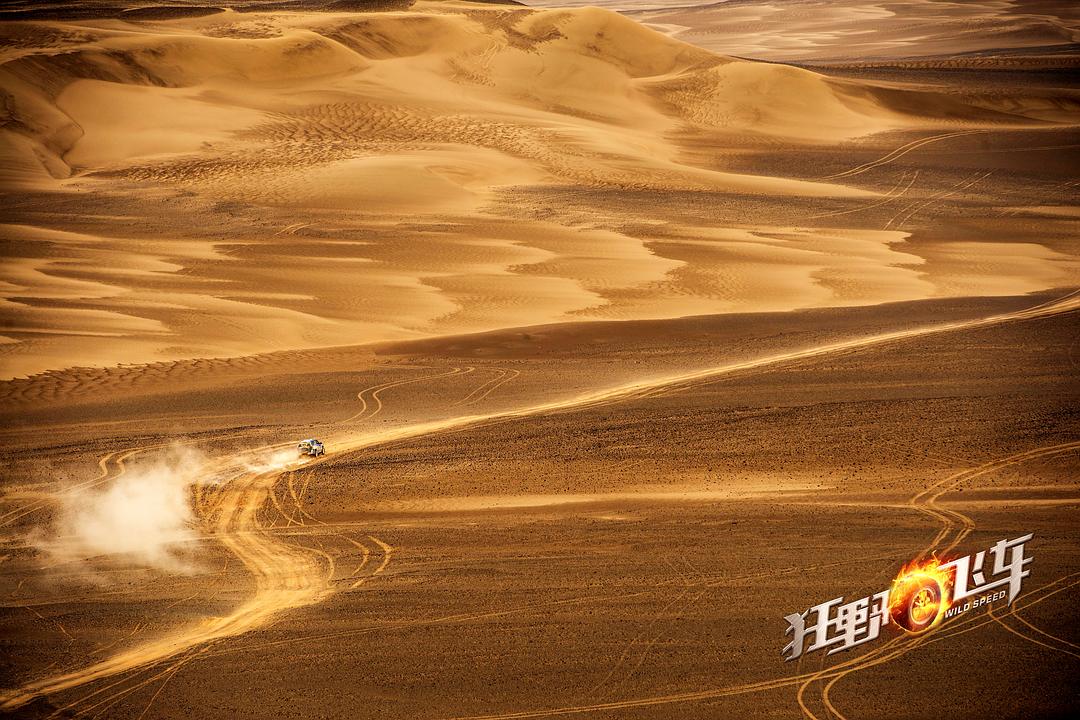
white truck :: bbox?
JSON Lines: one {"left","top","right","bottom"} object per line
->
{"left": 297, "top": 438, "right": 325, "bottom": 457}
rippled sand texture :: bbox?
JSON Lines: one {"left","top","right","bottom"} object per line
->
{"left": 553, "top": 0, "right": 1080, "bottom": 63}
{"left": 1, "top": 4, "right": 1079, "bottom": 718}
{"left": 1, "top": 1, "right": 1078, "bottom": 378}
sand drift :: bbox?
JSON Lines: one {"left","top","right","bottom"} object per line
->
{"left": 2, "top": 3, "right": 1077, "bottom": 377}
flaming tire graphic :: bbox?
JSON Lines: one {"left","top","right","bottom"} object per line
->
{"left": 890, "top": 574, "right": 945, "bottom": 633}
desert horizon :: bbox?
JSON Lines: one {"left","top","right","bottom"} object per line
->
{"left": 1, "top": 1, "right": 1078, "bottom": 718}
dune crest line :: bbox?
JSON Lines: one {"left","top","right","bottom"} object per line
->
{"left": 1, "top": 290, "right": 1077, "bottom": 711}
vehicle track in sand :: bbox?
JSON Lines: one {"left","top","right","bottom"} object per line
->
{"left": 453, "top": 367, "right": 521, "bottom": 408}
{"left": 989, "top": 595, "right": 1080, "bottom": 658}
{"left": 0, "top": 439, "right": 205, "bottom": 530}
{"left": 812, "top": 573, "right": 1080, "bottom": 720}
{"left": 403, "top": 440, "right": 1079, "bottom": 720}
{"left": 823, "top": 130, "right": 984, "bottom": 180}
{"left": 342, "top": 366, "right": 472, "bottom": 423}
{"left": 804, "top": 169, "right": 919, "bottom": 221}
{"left": 432, "top": 575, "right": 1080, "bottom": 720}
{"left": 1, "top": 289, "right": 1077, "bottom": 712}
{"left": 195, "top": 549, "right": 903, "bottom": 661}
{"left": 0, "top": 450, "right": 124, "bottom": 529}
{"left": 883, "top": 170, "right": 993, "bottom": 230}
{"left": 794, "top": 441, "right": 1080, "bottom": 719}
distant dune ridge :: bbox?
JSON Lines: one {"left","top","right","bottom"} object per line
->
{"left": 531, "top": 0, "right": 1080, "bottom": 63}
{"left": 0, "top": 0, "right": 1078, "bottom": 378}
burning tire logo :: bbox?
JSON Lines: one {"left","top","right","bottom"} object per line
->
{"left": 905, "top": 580, "right": 941, "bottom": 630}
{"left": 890, "top": 573, "right": 945, "bottom": 633}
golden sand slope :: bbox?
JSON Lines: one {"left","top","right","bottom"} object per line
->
{"left": 1, "top": 2, "right": 1078, "bottom": 378}
{"left": 580, "top": 0, "right": 1080, "bottom": 62}
{"left": 1, "top": 5, "right": 910, "bottom": 187}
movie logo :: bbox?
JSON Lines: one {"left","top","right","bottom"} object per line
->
{"left": 783, "top": 534, "right": 1033, "bottom": 660}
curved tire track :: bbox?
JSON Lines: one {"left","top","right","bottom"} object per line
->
{"left": 2, "top": 290, "right": 1077, "bottom": 711}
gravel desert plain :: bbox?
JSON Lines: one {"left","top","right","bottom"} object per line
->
{"left": 0, "top": 1, "right": 1078, "bottom": 718}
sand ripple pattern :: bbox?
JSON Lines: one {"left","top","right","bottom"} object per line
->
{"left": 3, "top": 5, "right": 1077, "bottom": 377}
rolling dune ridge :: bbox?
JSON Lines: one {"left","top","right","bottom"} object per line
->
{"left": 538, "top": 0, "right": 1080, "bottom": 63}
{"left": 1, "top": 1, "right": 1077, "bottom": 378}
{"left": 1, "top": 3, "right": 1079, "bottom": 718}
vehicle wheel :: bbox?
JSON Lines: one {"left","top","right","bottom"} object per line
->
{"left": 890, "top": 575, "right": 944, "bottom": 633}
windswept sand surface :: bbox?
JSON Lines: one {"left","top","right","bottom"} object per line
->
{"left": 0, "top": 2, "right": 1078, "bottom": 719}
{"left": 0, "top": 294, "right": 1077, "bottom": 718}
{"left": 527, "top": 0, "right": 1080, "bottom": 63}
{"left": 1, "top": 1, "right": 1078, "bottom": 376}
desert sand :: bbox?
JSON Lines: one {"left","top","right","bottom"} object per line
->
{"left": 0, "top": 1, "right": 1078, "bottom": 718}
{"left": 543, "top": 0, "right": 1080, "bottom": 64}
{"left": 2, "top": 1, "right": 1078, "bottom": 378}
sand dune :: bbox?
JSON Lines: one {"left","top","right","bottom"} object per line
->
{"left": 0, "top": 4, "right": 1077, "bottom": 717}
{"left": 1, "top": 1, "right": 1078, "bottom": 378}
{"left": 550, "top": 0, "right": 1080, "bottom": 63}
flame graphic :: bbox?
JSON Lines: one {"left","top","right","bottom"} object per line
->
{"left": 888, "top": 556, "right": 955, "bottom": 633}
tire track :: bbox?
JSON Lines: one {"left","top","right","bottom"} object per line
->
{"left": 989, "top": 603, "right": 1080, "bottom": 659}
{"left": 0, "top": 460, "right": 329, "bottom": 711}
{"left": 345, "top": 536, "right": 371, "bottom": 580}
{"left": 2, "top": 290, "right": 1076, "bottom": 711}
{"left": 343, "top": 367, "right": 471, "bottom": 423}
{"left": 602, "top": 588, "right": 708, "bottom": 700}
{"left": 2, "top": 438, "right": 206, "bottom": 533}
{"left": 816, "top": 574, "right": 1080, "bottom": 720}
{"left": 0, "top": 449, "right": 126, "bottom": 529}
{"left": 805, "top": 169, "right": 919, "bottom": 221}
{"left": 431, "top": 573, "right": 1079, "bottom": 720}
{"left": 998, "top": 604, "right": 1080, "bottom": 654}
{"left": 823, "top": 130, "right": 983, "bottom": 180}
{"left": 351, "top": 535, "right": 393, "bottom": 589}
{"left": 584, "top": 585, "right": 694, "bottom": 700}
{"left": 53, "top": 643, "right": 218, "bottom": 720}
{"left": 453, "top": 368, "right": 521, "bottom": 408}
{"left": 802, "top": 441, "right": 1080, "bottom": 719}
{"left": 883, "top": 170, "right": 992, "bottom": 230}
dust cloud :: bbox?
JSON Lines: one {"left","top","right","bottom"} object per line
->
{"left": 35, "top": 445, "right": 209, "bottom": 574}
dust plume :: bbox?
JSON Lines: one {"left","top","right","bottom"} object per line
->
{"left": 244, "top": 447, "right": 305, "bottom": 475}
{"left": 35, "top": 445, "right": 209, "bottom": 574}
